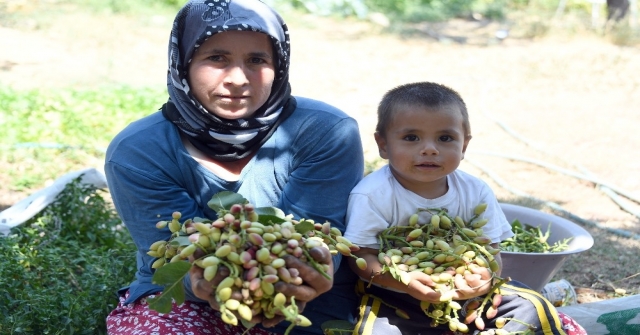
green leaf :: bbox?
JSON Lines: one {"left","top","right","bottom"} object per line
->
{"left": 240, "top": 319, "right": 257, "bottom": 330}
{"left": 294, "top": 219, "right": 315, "bottom": 235}
{"left": 389, "top": 267, "right": 397, "bottom": 279}
{"left": 151, "top": 261, "right": 192, "bottom": 285}
{"left": 255, "top": 206, "right": 286, "bottom": 223}
{"left": 148, "top": 261, "right": 192, "bottom": 313}
{"left": 207, "top": 191, "right": 247, "bottom": 212}
{"left": 511, "top": 219, "right": 522, "bottom": 229}
{"left": 255, "top": 206, "right": 286, "bottom": 218}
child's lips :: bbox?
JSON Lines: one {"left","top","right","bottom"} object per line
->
{"left": 416, "top": 162, "right": 440, "bottom": 168}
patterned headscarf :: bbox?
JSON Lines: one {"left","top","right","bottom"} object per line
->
{"left": 162, "top": 0, "right": 295, "bottom": 161}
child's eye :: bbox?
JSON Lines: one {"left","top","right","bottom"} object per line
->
{"left": 403, "top": 135, "right": 419, "bottom": 142}
{"left": 439, "top": 135, "right": 454, "bottom": 142}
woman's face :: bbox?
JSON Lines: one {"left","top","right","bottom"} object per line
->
{"left": 188, "top": 30, "right": 275, "bottom": 119}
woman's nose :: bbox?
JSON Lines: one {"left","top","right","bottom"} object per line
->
{"left": 224, "top": 65, "right": 249, "bottom": 86}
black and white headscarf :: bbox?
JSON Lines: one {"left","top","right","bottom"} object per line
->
{"left": 163, "top": 0, "right": 295, "bottom": 161}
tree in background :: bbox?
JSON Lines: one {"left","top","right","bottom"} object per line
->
{"left": 607, "top": 0, "right": 630, "bottom": 21}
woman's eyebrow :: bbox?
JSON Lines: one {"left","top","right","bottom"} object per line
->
{"left": 196, "top": 49, "right": 272, "bottom": 59}
{"left": 247, "top": 51, "right": 273, "bottom": 59}
{"left": 196, "top": 48, "right": 230, "bottom": 56}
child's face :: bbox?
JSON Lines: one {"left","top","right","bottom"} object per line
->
{"left": 375, "top": 103, "right": 470, "bottom": 198}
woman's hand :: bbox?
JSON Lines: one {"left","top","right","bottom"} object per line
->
{"left": 189, "top": 246, "right": 335, "bottom": 328}
{"left": 261, "top": 246, "right": 334, "bottom": 327}
{"left": 189, "top": 250, "right": 268, "bottom": 324}
{"left": 189, "top": 256, "right": 224, "bottom": 309}
{"left": 274, "top": 246, "right": 334, "bottom": 301}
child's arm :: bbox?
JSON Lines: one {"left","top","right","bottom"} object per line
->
{"left": 348, "top": 247, "right": 443, "bottom": 303}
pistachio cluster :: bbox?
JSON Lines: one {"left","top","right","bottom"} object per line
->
{"left": 147, "top": 192, "right": 363, "bottom": 335}
{"left": 372, "top": 203, "right": 510, "bottom": 333}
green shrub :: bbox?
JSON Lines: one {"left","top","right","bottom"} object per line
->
{"left": 0, "top": 177, "right": 136, "bottom": 334}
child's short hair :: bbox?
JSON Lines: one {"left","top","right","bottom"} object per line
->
{"left": 376, "top": 82, "right": 471, "bottom": 137}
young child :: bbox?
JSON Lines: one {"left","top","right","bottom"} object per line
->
{"left": 344, "top": 82, "right": 583, "bottom": 334}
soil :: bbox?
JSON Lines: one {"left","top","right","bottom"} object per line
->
{"left": 1, "top": 4, "right": 639, "bottom": 304}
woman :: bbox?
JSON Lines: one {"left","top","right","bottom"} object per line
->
{"left": 105, "top": 0, "right": 363, "bottom": 334}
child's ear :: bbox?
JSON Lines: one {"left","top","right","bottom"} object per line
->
{"left": 461, "top": 135, "right": 472, "bottom": 160}
{"left": 374, "top": 132, "right": 389, "bottom": 159}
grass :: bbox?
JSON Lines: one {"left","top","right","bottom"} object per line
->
{"left": 0, "top": 86, "right": 165, "bottom": 190}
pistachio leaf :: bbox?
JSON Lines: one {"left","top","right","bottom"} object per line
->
{"left": 255, "top": 206, "right": 287, "bottom": 225}
{"left": 148, "top": 261, "right": 192, "bottom": 313}
{"left": 207, "top": 191, "right": 247, "bottom": 212}
{"left": 293, "top": 219, "right": 315, "bottom": 235}
{"left": 240, "top": 319, "right": 257, "bottom": 330}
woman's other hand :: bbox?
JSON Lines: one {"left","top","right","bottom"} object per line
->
{"left": 274, "top": 246, "right": 334, "bottom": 302}
{"left": 189, "top": 249, "right": 273, "bottom": 324}
{"left": 258, "top": 246, "right": 334, "bottom": 327}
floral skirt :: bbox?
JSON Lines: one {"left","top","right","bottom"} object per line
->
{"left": 557, "top": 311, "right": 587, "bottom": 335}
{"left": 106, "top": 291, "right": 278, "bottom": 335}
{"left": 106, "top": 290, "right": 587, "bottom": 335}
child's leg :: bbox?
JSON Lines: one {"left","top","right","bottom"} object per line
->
{"left": 354, "top": 281, "right": 450, "bottom": 335}
{"left": 491, "top": 281, "right": 568, "bottom": 335}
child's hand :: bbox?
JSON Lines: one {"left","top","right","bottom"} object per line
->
{"left": 405, "top": 271, "right": 443, "bottom": 303}
{"left": 451, "top": 266, "right": 493, "bottom": 300}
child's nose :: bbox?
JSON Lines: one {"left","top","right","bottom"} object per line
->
{"left": 420, "top": 142, "right": 439, "bottom": 155}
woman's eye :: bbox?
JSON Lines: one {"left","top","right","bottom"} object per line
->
{"left": 207, "top": 55, "right": 224, "bottom": 62}
{"left": 249, "top": 57, "right": 266, "bottom": 64}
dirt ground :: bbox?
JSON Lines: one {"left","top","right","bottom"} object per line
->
{"left": 1, "top": 5, "right": 639, "bottom": 304}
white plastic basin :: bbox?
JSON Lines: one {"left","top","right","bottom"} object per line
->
{"left": 499, "top": 203, "right": 594, "bottom": 292}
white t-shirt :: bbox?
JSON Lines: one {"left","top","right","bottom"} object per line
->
{"left": 344, "top": 165, "right": 514, "bottom": 249}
